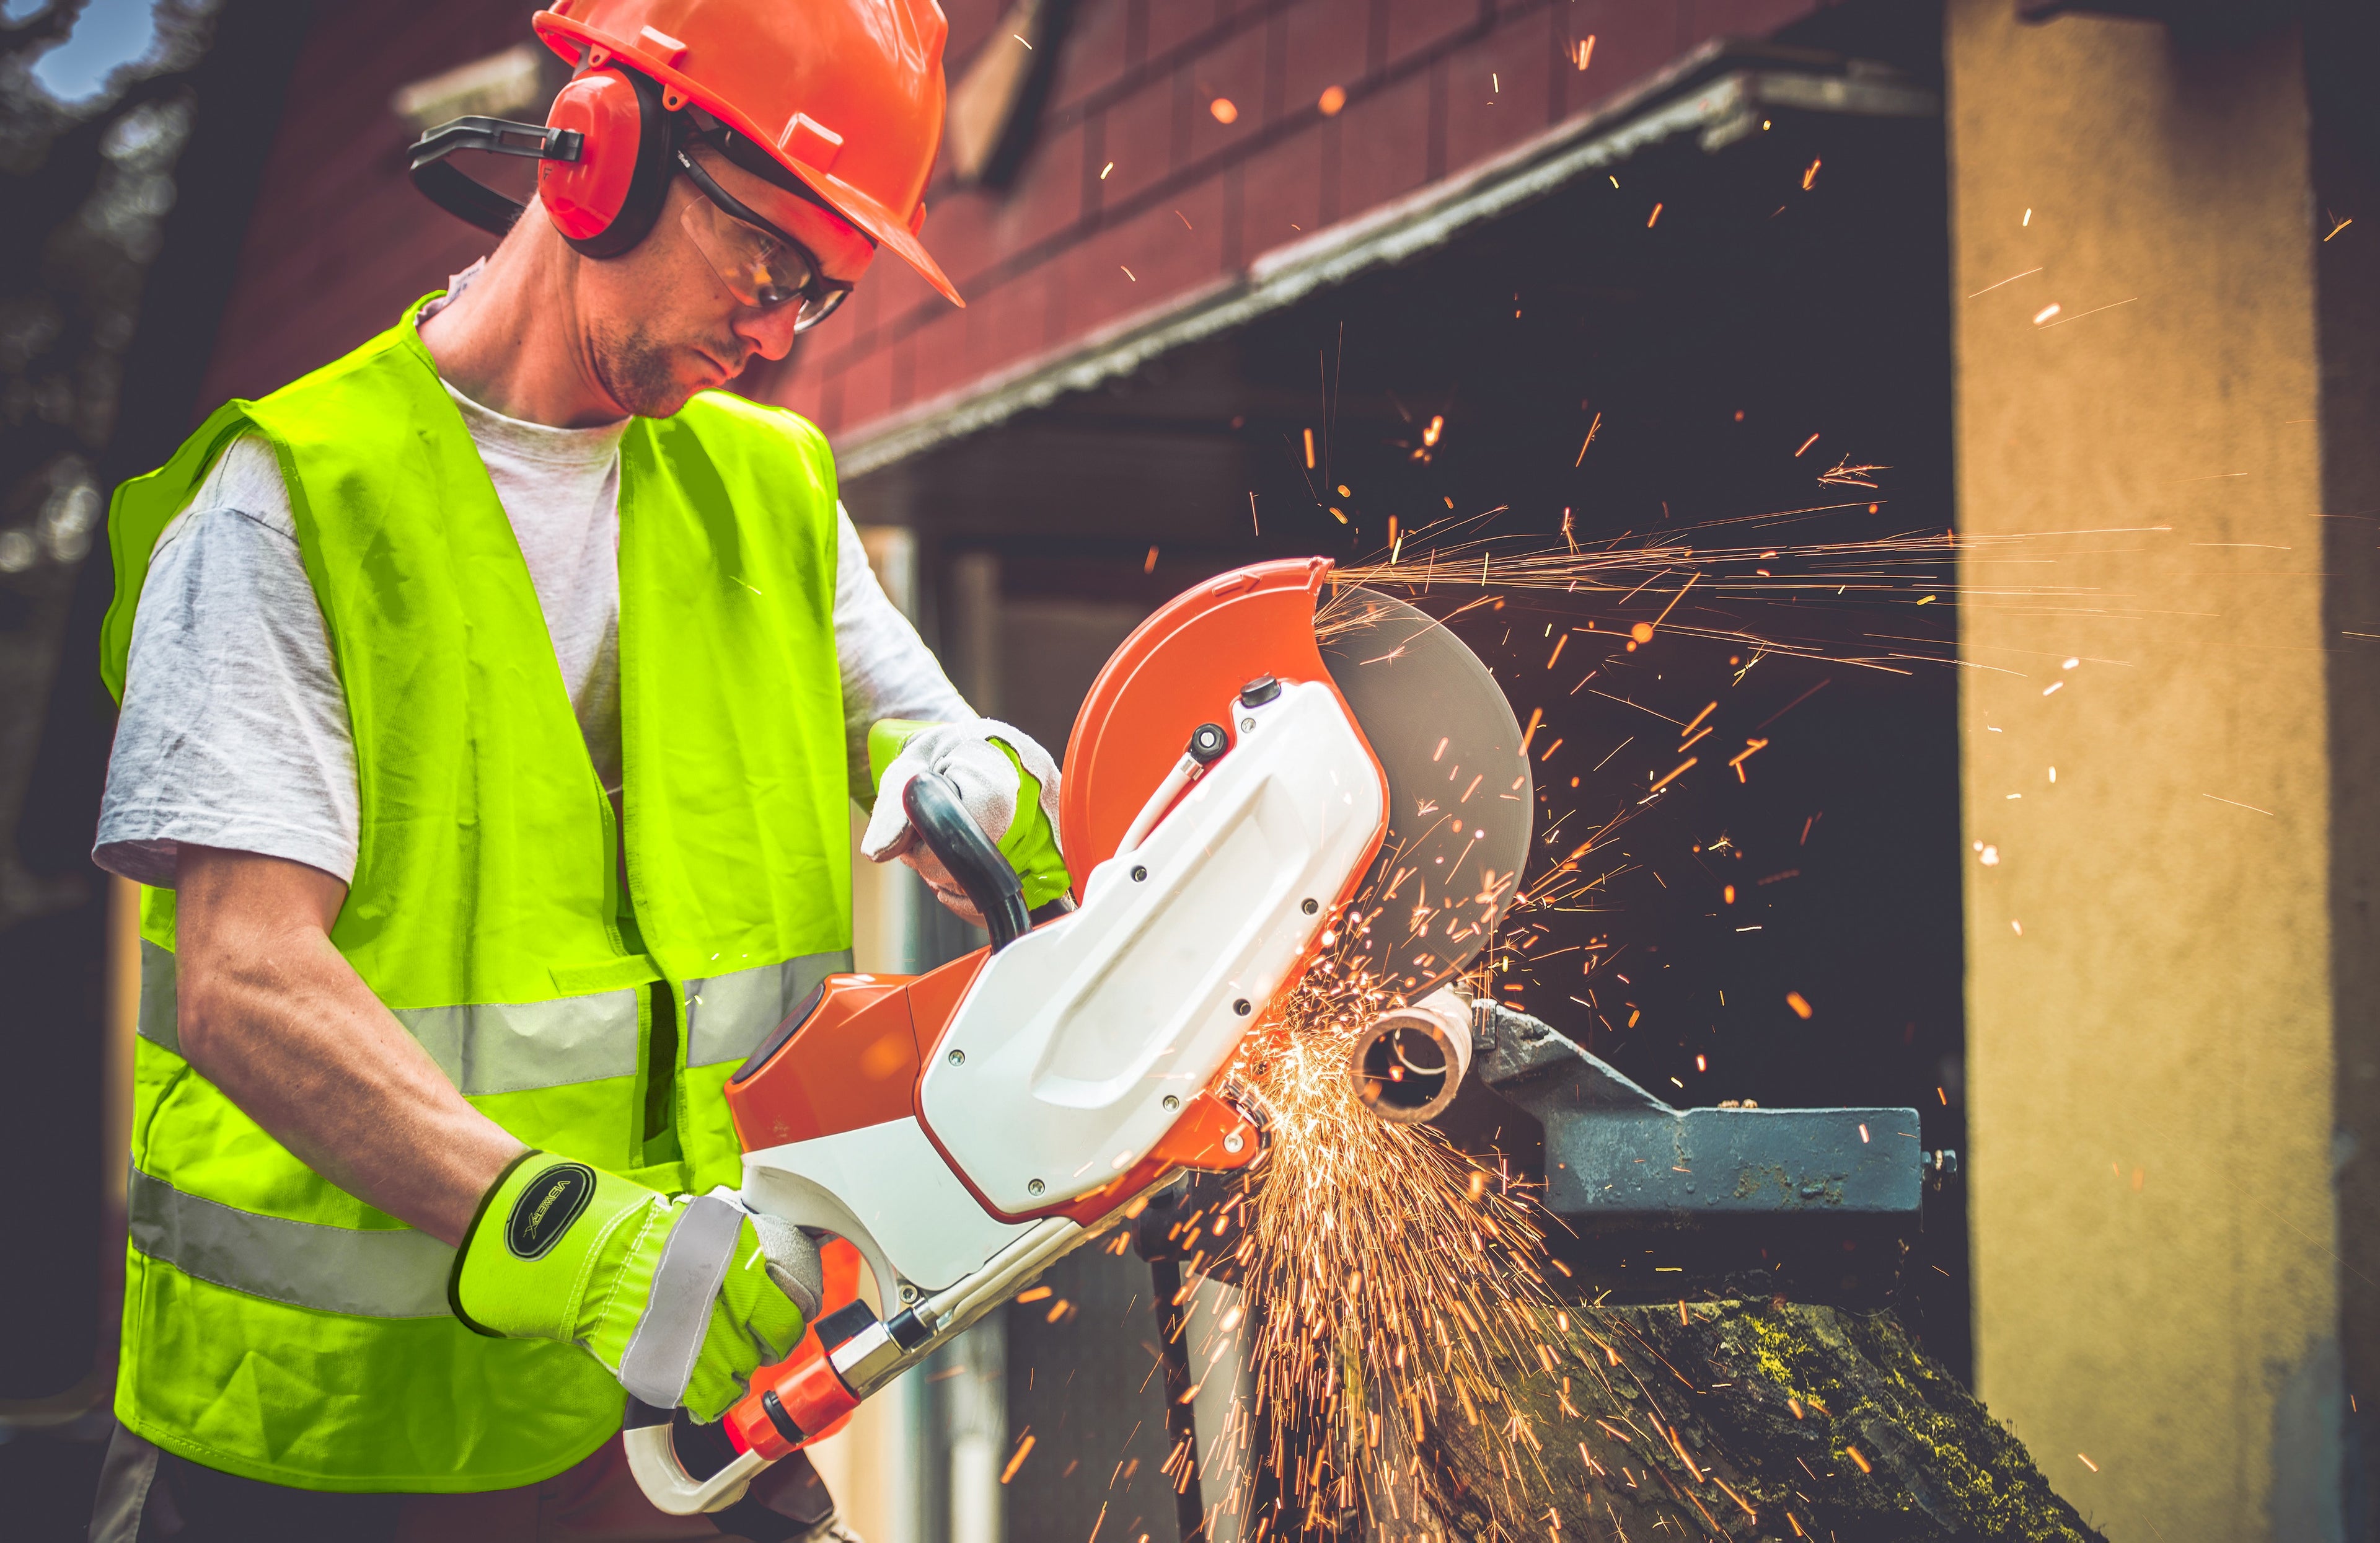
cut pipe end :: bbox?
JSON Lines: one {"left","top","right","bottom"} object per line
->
{"left": 1349, "top": 988, "right": 1473, "bottom": 1124}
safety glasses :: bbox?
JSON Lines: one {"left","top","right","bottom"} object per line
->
{"left": 674, "top": 147, "right": 855, "bottom": 332}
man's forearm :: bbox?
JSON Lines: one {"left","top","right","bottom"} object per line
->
{"left": 175, "top": 846, "right": 524, "bottom": 1246}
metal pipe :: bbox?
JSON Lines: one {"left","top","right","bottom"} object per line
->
{"left": 1347, "top": 987, "right": 1473, "bottom": 1123}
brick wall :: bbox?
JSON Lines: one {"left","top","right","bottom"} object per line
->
{"left": 192, "top": 0, "right": 1817, "bottom": 429}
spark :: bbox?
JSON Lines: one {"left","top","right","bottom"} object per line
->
{"left": 2040, "top": 297, "right": 2137, "bottom": 327}
{"left": 2202, "top": 793, "right": 2274, "bottom": 816}
{"left": 1646, "top": 758, "right": 1696, "bottom": 795}
{"left": 1225, "top": 979, "right": 1560, "bottom": 1537}
{"left": 1968, "top": 265, "right": 2043, "bottom": 297}
{"left": 1819, "top": 457, "right": 1887, "bottom": 489}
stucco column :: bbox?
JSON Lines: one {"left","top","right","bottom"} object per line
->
{"left": 1947, "top": 4, "right": 2367, "bottom": 1540}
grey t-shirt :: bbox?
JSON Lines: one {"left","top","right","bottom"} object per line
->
{"left": 96, "top": 384, "right": 967, "bottom": 889}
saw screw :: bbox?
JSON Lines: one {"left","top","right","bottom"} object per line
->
{"left": 899, "top": 1283, "right": 920, "bottom": 1304}
{"left": 1301, "top": 898, "right": 1319, "bottom": 914}
{"left": 946, "top": 1049, "right": 965, "bottom": 1066}
{"left": 1240, "top": 718, "right": 1256, "bottom": 733}
{"left": 1027, "top": 1178, "right": 1046, "bottom": 1196}
{"left": 1223, "top": 1133, "right": 1246, "bottom": 1155}
{"left": 1163, "top": 1095, "right": 1181, "bottom": 1110}
{"left": 1132, "top": 865, "right": 1148, "bottom": 882}
{"left": 1233, "top": 999, "right": 1251, "bottom": 1015}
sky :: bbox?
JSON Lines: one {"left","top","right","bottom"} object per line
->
{"left": 18, "top": 0, "right": 164, "bottom": 105}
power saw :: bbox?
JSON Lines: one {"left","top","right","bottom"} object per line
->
{"left": 627, "top": 557, "right": 1533, "bottom": 1513}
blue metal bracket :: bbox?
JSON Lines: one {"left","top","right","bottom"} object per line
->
{"left": 1473, "top": 1004, "right": 1941, "bottom": 1223}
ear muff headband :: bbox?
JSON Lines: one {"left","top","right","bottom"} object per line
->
{"left": 408, "top": 66, "right": 679, "bottom": 259}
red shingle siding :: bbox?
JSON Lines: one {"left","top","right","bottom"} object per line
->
{"left": 1331, "top": 61, "right": 1437, "bottom": 222}
{"left": 790, "top": 0, "right": 1817, "bottom": 441}
{"left": 196, "top": 1, "right": 536, "bottom": 410}
{"left": 193, "top": 0, "right": 1820, "bottom": 440}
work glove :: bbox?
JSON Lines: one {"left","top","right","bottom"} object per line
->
{"left": 449, "top": 1152, "right": 822, "bottom": 1421}
{"left": 861, "top": 718, "right": 1070, "bottom": 911}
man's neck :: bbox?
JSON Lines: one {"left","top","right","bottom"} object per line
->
{"left": 418, "top": 224, "right": 628, "bottom": 430}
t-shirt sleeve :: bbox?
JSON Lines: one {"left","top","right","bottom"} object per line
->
{"left": 94, "top": 435, "right": 363, "bottom": 889}
{"left": 832, "top": 502, "right": 969, "bottom": 801}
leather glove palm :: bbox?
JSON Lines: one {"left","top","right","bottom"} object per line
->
{"left": 450, "top": 1152, "right": 822, "bottom": 1421}
{"left": 862, "top": 718, "right": 1069, "bottom": 910}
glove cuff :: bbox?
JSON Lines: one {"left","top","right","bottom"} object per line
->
{"left": 447, "top": 1147, "right": 544, "bottom": 1337}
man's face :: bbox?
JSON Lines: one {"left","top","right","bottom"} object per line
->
{"left": 577, "top": 144, "right": 876, "bottom": 419}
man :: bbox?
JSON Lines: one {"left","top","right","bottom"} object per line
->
{"left": 84, "top": 2, "right": 1064, "bottom": 1536}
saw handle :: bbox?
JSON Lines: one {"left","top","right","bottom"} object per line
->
{"left": 622, "top": 1397, "right": 767, "bottom": 1514}
{"left": 903, "top": 769, "right": 1030, "bottom": 950}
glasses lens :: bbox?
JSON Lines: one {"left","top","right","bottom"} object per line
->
{"left": 679, "top": 195, "right": 820, "bottom": 312}
{"left": 791, "top": 285, "right": 848, "bottom": 333}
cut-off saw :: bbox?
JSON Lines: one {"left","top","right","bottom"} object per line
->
{"left": 628, "top": 557, "right": 1532, "bottom": 1513}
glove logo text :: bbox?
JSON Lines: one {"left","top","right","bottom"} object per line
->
{"left": 506, "top": 1162, "right": 596, "bottom": 1260}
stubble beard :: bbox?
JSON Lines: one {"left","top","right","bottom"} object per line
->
{"left": 590, "top": 318, "right": 700, "bottom": 420}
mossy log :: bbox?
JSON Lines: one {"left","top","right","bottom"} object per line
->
{"left": 1420, "top": 1299, "right": 2102, "bottom": 1543}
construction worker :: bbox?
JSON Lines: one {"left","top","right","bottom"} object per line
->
{"left": 82, "top": 2, "right": 1063, "bottom": 1537}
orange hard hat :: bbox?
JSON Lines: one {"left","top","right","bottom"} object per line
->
{"left": 531, "top": 0, "right": 963, "bottom": 307}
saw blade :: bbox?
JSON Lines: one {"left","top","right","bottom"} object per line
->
{"left": 1318, "top": 586, "right": 1533, "bottom": 1001}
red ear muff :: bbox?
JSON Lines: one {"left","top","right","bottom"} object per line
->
{"left": 539, "top": 66, "right": 677, "bottom": 259}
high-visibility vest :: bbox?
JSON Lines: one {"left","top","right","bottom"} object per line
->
{"left": 97, "top": 298, "right": 854, "bottom": 1491}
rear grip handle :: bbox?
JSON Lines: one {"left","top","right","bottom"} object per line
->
{"left": 902, "top": 769, "right": 1030, "bottom": 951}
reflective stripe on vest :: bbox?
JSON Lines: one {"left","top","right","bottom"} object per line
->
{"left": 129, "top": 1165, "right": 454, "bottom": 1319}
{"left": 138, "top": 940, "right": 850, "bottom": 1093}
{"left": 684, "top": 951, "right": 847, "bottom": 1068}
{"left": 126, "top": 942, "right": 848, "bottom": 1321}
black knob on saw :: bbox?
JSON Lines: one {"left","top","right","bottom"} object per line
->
{"left": 902, "top": 769, "right": 1030, "bottom": 952}
{"left": 1237, "top": 674, "right": 1282, "bottom": 707}
{"left": 1186, "top": 722, "right": 1228, "bottom": 764}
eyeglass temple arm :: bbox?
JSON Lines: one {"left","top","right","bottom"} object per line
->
{"left": 409, "top": 117, "right": 584, "bottom": 238}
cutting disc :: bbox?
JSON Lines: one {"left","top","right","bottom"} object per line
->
{"left": 1318, "top": 586, "right": 1533, "bottom": 1000}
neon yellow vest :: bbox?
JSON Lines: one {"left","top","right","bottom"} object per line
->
{"left": 97, "top": 299, "right": 854, "bottom": 1491}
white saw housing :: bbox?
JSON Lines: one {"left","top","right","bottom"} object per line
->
{"left": 919, "top": 678, "right": 1384, "bottom": 1214}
